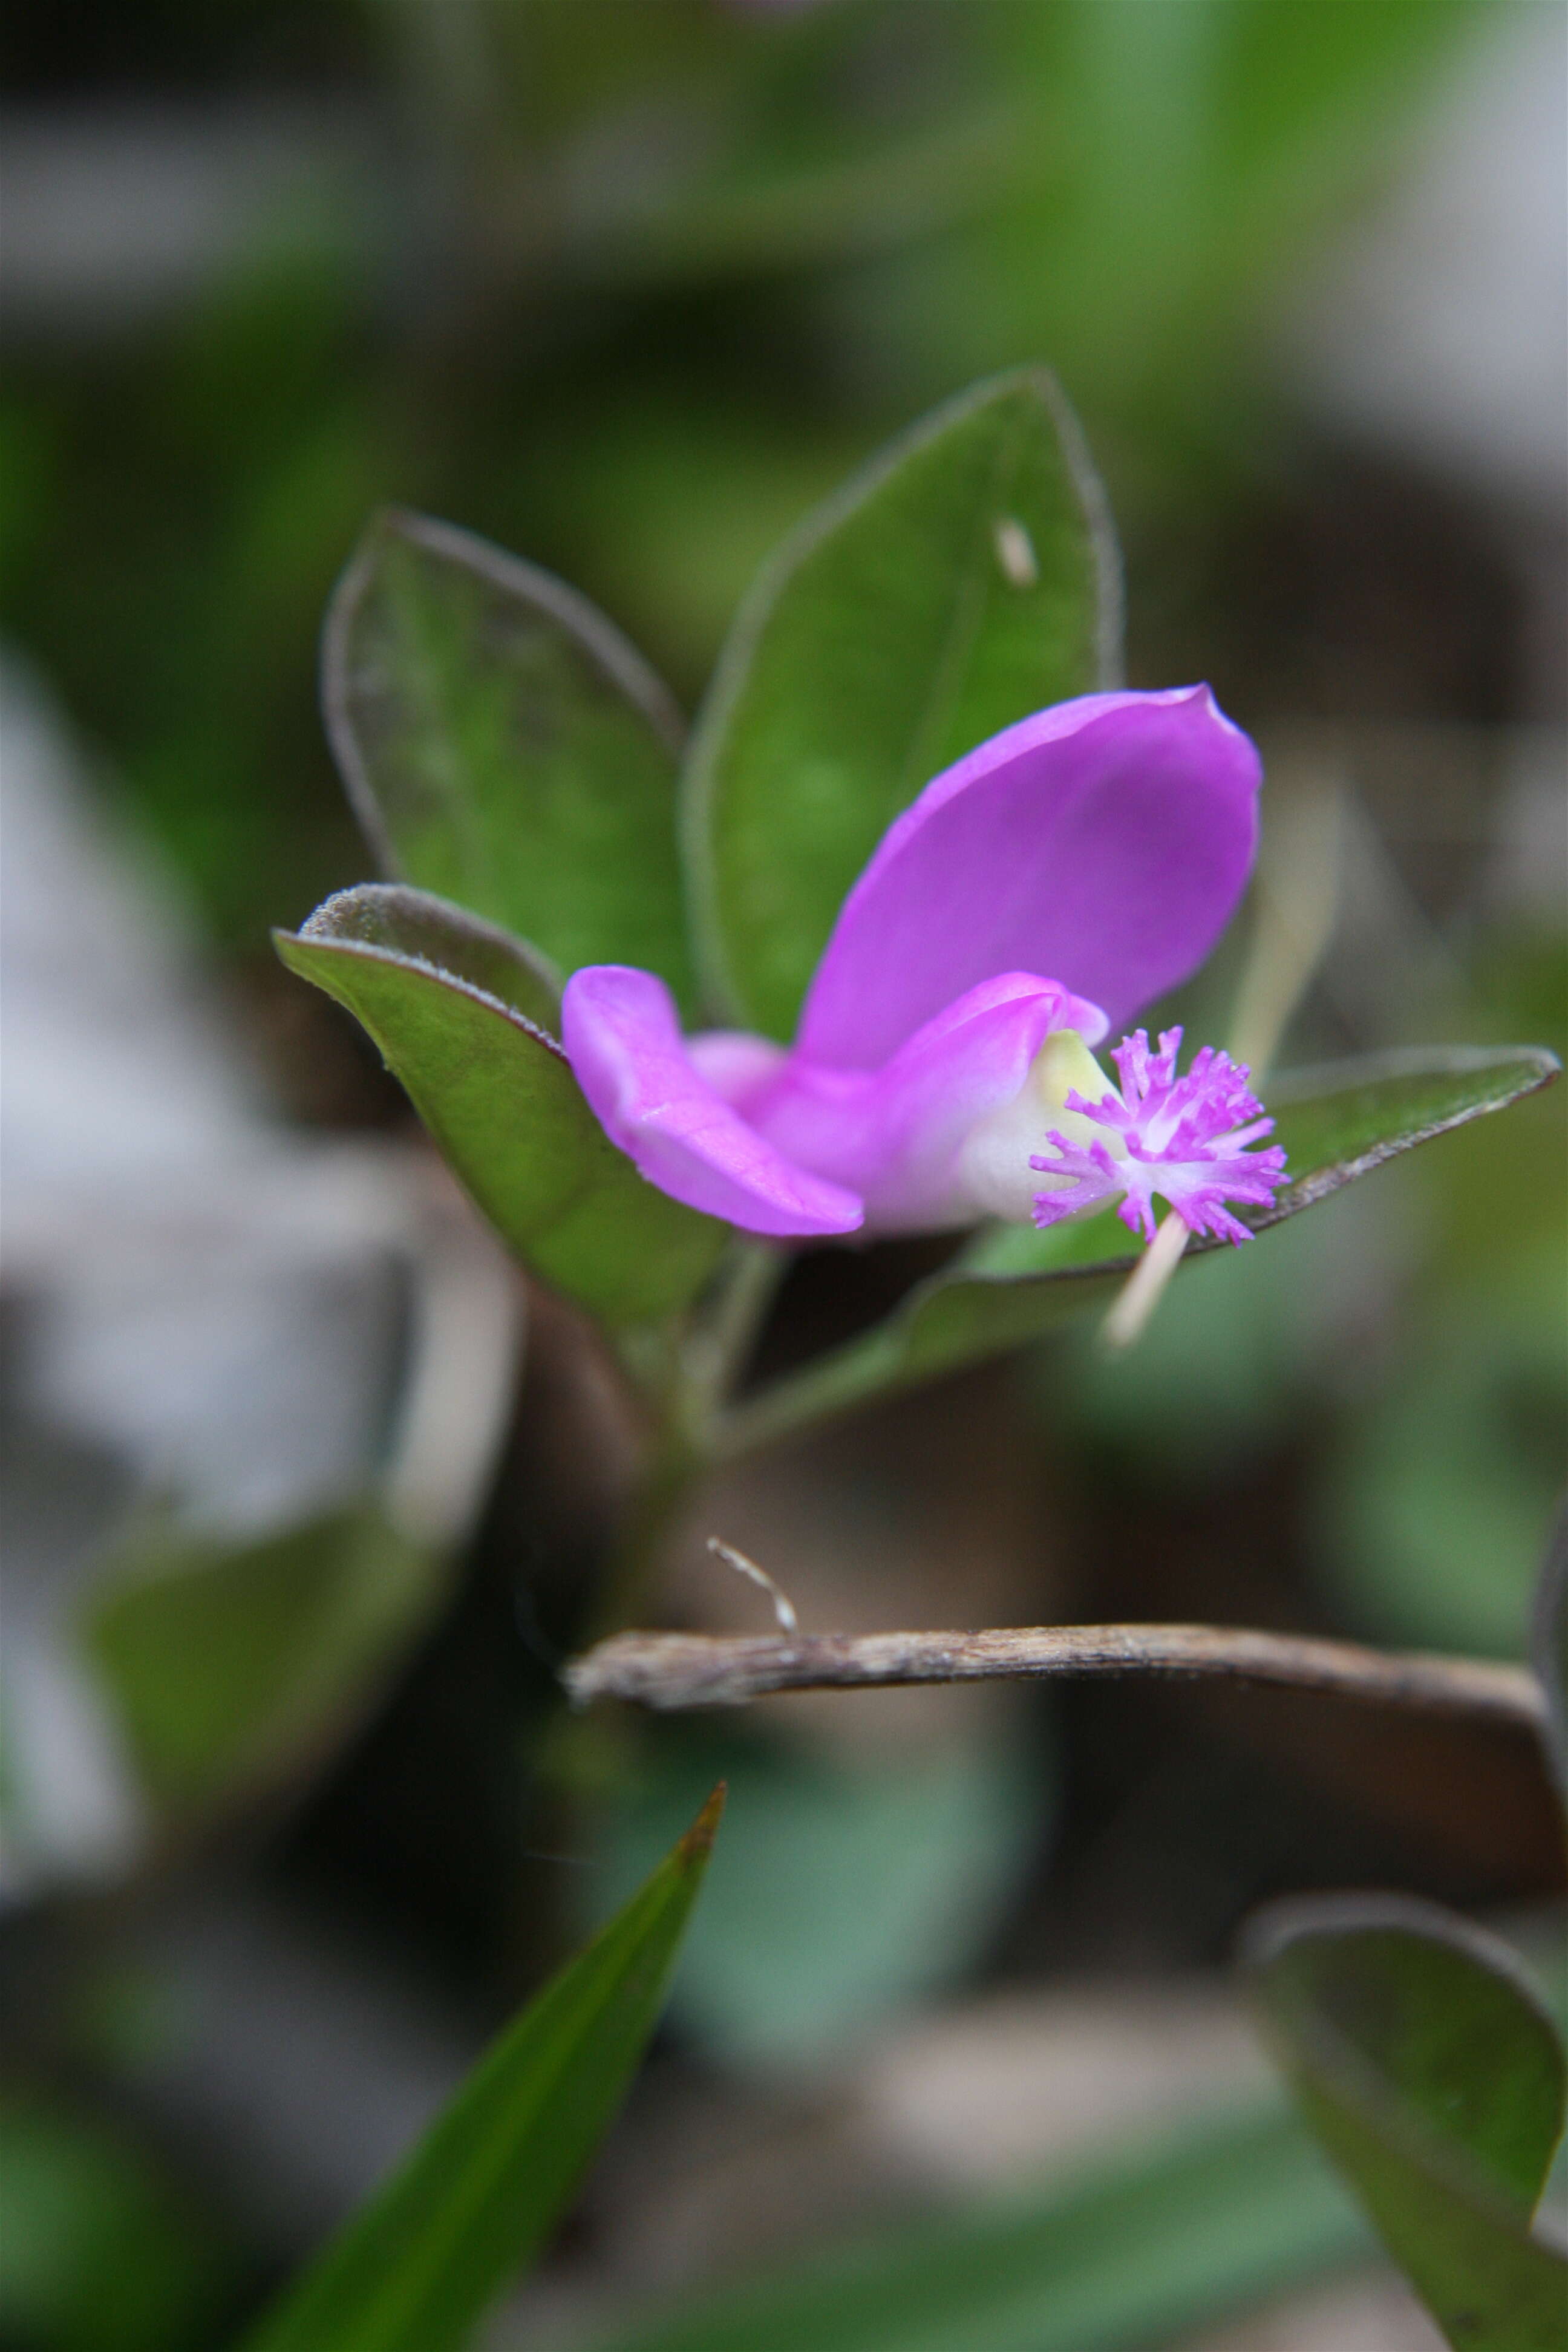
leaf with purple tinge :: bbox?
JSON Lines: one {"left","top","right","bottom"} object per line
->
{"left": 1246, "top": 1896, "right": 1567, "bottom": 2352}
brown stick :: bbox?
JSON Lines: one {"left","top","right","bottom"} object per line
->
{"left": 564, "top": 1621, "right": 1544, "bottom": 1730}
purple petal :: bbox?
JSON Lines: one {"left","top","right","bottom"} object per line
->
{"left": 796, "top": 687, "right": 1262, "bottom": 1068}
{"left": 746, "top": 973, "right": 1103, "bottom": 1231}
{"left": 563, "top": 967, "right": 863, "bottom": 1238}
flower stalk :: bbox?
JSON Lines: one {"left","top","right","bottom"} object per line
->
{"left": 1100, "top": 1210, "right": 1191, "bottom": 1351}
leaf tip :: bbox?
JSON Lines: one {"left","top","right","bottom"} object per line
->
{"left": 680, "top": 1782, "right": 728, "bottom": 1864}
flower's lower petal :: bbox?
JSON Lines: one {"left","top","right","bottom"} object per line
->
{"left": 562, "top": 967, "right": 863, "bottom": 1238}
{"left": 751, "top": 974, "right": 1100, "bottom": 1231}
{"left": 797, "top": 687, "right": 1261, "bottom": 1067}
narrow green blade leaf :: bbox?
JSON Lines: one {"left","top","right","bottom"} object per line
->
{"left": 276, "top": 888, "right": 727, "bottom": 1326}
{"left": 1247, "top": 1896, "right": 1568, "bottom": 2352}
{"left": 241, "top": 1787, "right": 724, "bottom": 2352}
{"left": 685, "top": 369, "right": 1120, "bottom": 1037}
{"left": 722, "top": 1044, "right": 1560, "bottom": 1451}
{"left": 81, "top": 1504, "right": 439, "bottom": 1815}
{"left": 1533, "top": 1509, "right": 1568, "bottom": 1806}
{"left": 324, "top": 509, "right": 694, "bottom": 1007}
{"left": 586, "top": 2104, "right": 1370, "bottom": 2352}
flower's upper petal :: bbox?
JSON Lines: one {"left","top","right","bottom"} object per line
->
{"left": 748, "top": 973, "right": 1105, "bottom": 1232}
{"left": 795, "top": 687, "right": 1262, "bottom": 1068}
{"left": 563, "top": 967, "right": 863, "bottom": 1238}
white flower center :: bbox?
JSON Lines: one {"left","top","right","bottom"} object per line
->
{"left": 958, "top": 1028, "right": 1118, "bottom": 1223}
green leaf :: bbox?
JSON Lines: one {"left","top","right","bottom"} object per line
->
{"left": 81, "top": 1504, "right": 439, "bottom": 1815}
{"left": 685, "top": 368, "right": 1120, "bottom": 1037}
{"left": 1534, "top": 1509, "right": 1568, "bottom": 1807}
{"left": 323, "top": 509, "right": 694, "bottom": 1007}
{"left": 1260, "top": 1045, "right": 1566, "bottom": 1220}
{"left": 286, "top": 878, "right": 564, "bottom": 1025}
{"left": 240, "top": 1787, "right": 725, "bottom": 2352}
{"left": 585, "top": 2103, "right": 1371, "bottom": 2352}
{"left": 1246, "top": 1896, "right": 1568, "bottom": 2352}
{"left": 720, "top": 1044, "right": 1561, "bottom": 1452}
{"left": 276, "top": 887, "right": 727, "bottom": 1326}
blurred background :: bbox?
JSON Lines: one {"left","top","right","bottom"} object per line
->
{"left": 1, "top": 3, "right": 1564, "bottom": 2347}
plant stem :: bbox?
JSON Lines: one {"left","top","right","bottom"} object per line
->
{"left": 674, "top": 1240, "right": 786, "bottom": 1445}
{"left": 582, "top": 1420, "right": 703, "bottom": 1646}
{"left": 590, "top": 1243, "right": 787, "bottom": 1638}
{"left": 565, "top": 1619, "right": 1545, "bottom": 1733}
{"left": 709, "top": 1322, "right": 903, "bottom": 1462}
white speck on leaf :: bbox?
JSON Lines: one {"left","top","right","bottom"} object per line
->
{"left": 993, "top": 517, "right": 1039, "bottom": 588}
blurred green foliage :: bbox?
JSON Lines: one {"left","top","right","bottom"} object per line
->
{"left": 586, "top": 2099, "right": 1372, "bottom": 2352}
{"left": 1, "top": 0, "right": 1490, "bottom": 941}
{"left": 0, "top": 2091, "right": 237, "bottom": 2352}
{"left": 586, "top": 1716, "right": 1050, "bottom": 2060}
{"left": 82, "top": 1504, "right": 440, "bottom": 1816}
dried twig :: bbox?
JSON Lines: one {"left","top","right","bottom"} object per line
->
{"left": 566, "top": 1619, "right": 1544, "bottom": 1730}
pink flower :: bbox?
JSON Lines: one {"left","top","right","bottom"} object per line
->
{"left": 563, "top": 688, "right": 1287, "bottom": 1244}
